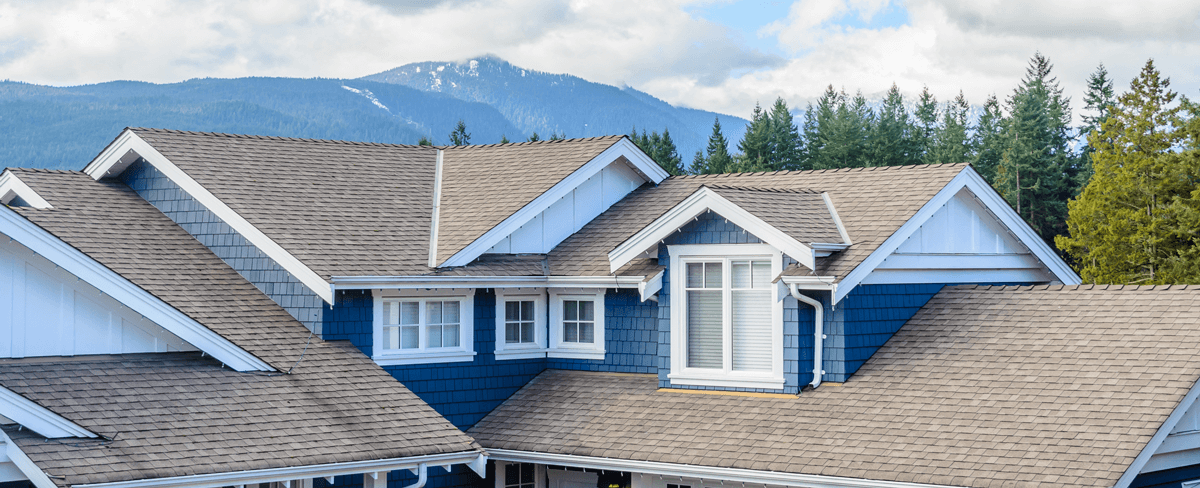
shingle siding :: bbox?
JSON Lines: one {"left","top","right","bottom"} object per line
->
{"left": 119, "top": 159, "right": 327, "bottom": 334}
{"left": 546, "top": 289, "right": 659, "bottom": 374}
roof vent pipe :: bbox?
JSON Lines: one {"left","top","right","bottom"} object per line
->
{"left": 789, "top": 283, "right": 824, "bottom": 389}
{"left": 401, "top": 464, "right": 428, "bottom": 488}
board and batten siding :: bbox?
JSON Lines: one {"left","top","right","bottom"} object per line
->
{"left": 0, "top": 233, "right": 195, "bottom": 358}
{"left": 486, "top": 160, "right": 644, "bottom": 254}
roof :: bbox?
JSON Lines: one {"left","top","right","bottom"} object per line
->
{"left": 547, "top": 163, "right": 965, "bottom": 277}
{"left": 127, "top": 128, "right": 624, "bottom": 277}
{"left": 1, "top": 169, "right": 480, "bottom": 485}
{"left": 706, "top": 186, "right": 844, "bottom": 244}
{"left": 1, "top": 352, "right": 477, "bottom": 488}
{"left": 470, "top": 285, "right": 1200, "bottom": 488}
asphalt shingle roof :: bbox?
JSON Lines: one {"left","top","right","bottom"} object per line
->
{"left": 470, "top": 285, "right": 1200, "bottom": 488}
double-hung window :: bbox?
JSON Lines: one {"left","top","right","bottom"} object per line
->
{"left": 494, "top": 290, "right": 547, "bottom": 359}
{"left": 548, "top": 289, "right": 606, "bottom": 360}
{"left": 669, "top": 244, "right": 783, "bottom": 389}
{"left": 372, "top": 290, "right": 475, "bottom": 366}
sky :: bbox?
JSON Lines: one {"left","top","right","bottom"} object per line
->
{"left": 1, "top": 0, "right": 1198, "bottom": 120}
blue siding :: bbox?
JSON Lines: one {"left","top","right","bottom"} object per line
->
{"left": 118, "top": 159, "right": 327, "bottom": 334}
{"left": 546, "top": 289, "right": 659, "bottom": 374}
{"left": 1132, "top": 464, "right": 1200, "bottom": 488}
{"left": 824, "top": 284, "right": 946, "bottom": 382}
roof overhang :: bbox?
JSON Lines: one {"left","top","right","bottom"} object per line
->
{"left": 608, "top": 186, "right": 815, "bottom": 273}
{"left": 439, "top": 137, "right": 669, "bottom": 268}
{"left": 82, "top": 129, "right": 333, "bottom": 304}
{"left": 0, "top": 205, "right": 274, "bottom": 372}
{"left": 0, "top": 428, "right": 58, "bottom": 488}
{"left": 1114, "top": 375, "right": 1200, "bottom": 488}
{"left": 832, "top": 166, "right": 1081, "bottom": 303}
{"left": 0, "top": 171, "right": 51, "bottom": 209}
{"left": 331, "top": 275, "right": 649, "bottom": 290}
{"left": 486, "top": 449, "right": 963, "bottom": 488}
{"left": 0, "top": 386, "right": 95, "bottom": 439}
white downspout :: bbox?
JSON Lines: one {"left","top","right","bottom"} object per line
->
{"left": 789, "top": 283, "right": 824, "bottom": 389}
{"left": 401, "top": 463, "right": 428, "bottom": 488}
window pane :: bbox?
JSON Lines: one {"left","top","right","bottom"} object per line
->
{"left": 401, "top": 302, "right": 419, "bottom": 325}
{"left": 443, "top": 301, "right": 460, "bottom": 324}
{"left": 519, "top": 463, "right": 534, "bottom": 484}
{"left": 521, "top": 322, "right": 535, "bottom": 343}
{"left": 426, "top": 301, "right": 442, "bottom": 324}
{"left": 687, "top": 290, "right": 723, "bottom": 368}
{"left": 732, "top": 261, "right": 751, "bottom": 288}
{"left": 732, "top": 289, "right": 772, "bottom": 371}
{"left": 506, "top": 322, "right": 521, "bottom": 343}
{"left": 506, "top": 301, "right": 521, "bottom": 322}
{"left": 564, "top": 322, "right": 578, "bottom": 342}
{"left": 428, "top": 324, "right": 443, "bottom": 348}
{"left": 383, "top": 301, "right": 397, "bottom": 325}
{"left": 580, "top": 300, "right": 594, "bottom": 321}
{"left": 704, "top": 262, "right": 722, "bottom": 288}
{"left": 504, "top": 464, "right": 520, "bottom": 486}
{"left": 443, "top": 324, "right": 459, "bottom": 347}
{"left": 401, "top": 325, "right": 419, "bottom": 349}
{"left": 384, "top": 326, "right": 400, "bottom": 350}
{"left": 520, "top": 301, "right": 534, "bottom": 321}
{"left": 580, "top": 322, "right": 594, "bottom": 343}
{"left": 686, "top": 263, "right": 704, "bottom": 288}
{"left": 752, "top": 261, "right": 772, "bottom": 289}
{"left": 564, "top": 300, "right": 578, "bottom": 321}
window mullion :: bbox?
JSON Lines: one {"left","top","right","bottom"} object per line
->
{"left": 418, "top": 299, "right": 426, "bottom": 352}
{"left": 723, "top": 258, "right": 733, "bottom": 374}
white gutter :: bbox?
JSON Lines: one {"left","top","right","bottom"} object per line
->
{"left": 75, "top": 451, "right": 485, "bottom": 488}
{"left": 486, "top": 449, "right": 964, "bottom": 488}
{"left": 401, "top": 464, "right": 427, "bottom": 488}
{"left": 331, "top": 275, "right": 647, "bottom": 290}
{"left": 789, "top": 284, "right": 825, "bottom": 389}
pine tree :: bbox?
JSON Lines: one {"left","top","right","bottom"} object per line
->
{"left": 656, "top": 128, "right": 685, "bottom": 175}
{"left": 1076, "top": 63, "right": 1117, "bottom": 189}
{"left": 702, "top": 117, "right": 733, "bottom": 174}
{"left": 417, "top": 135, "right": 433, "bottom": 146}
{"left": 1057, "top": 59, "right": 1195, "bottom": 283}
{"left": 448, "top": 120, "right": 470, "bottom": 146}
{"left": 913, "top": 86, "right": 939, "bottom": 163}
{"left": 972, "top": 94, "right": 1005, "bottom": 184}
{"left": 768, "top": 98, "right": 802, "bottom": 170}
{"left": 737, "top": 103, "right": 771, "bottom": 171}
{"left": 549, "top": 131, "right": 566, "bottom": 141}
{"left": 868, "top": 84, "right": 916, "bottom": 166}
{"left": 928, "top": 92, "right": 973, "bottom": 165}
{"left": 499, "top": 134, "right": 511, "bottom": 144}
{"left": 822, "top": 90, "right": 873, "bottom": 169}
{"left": 689, "top": 150, "right": 706, "bottom": 175}
{"left": 527, "top": 132, "right": 541, "bottom": 142}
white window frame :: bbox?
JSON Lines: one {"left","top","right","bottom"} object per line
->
{"left": 495, "top": 462, "right": 546, "bottom": 488}
{"left": 548, "top": 288, "right": 606, "bottom": 360}
{"left": 668, "top": 244, "right": 784, "bottom": 390}
{"left": 372, "top": 289, "right": 476, "bottom": 366}
{"left": 494, "top": 289, "right": 548, "bottom": 360}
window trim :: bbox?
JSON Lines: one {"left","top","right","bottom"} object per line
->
{"left": 494, "top": 289, "right": 548, "bottom": 360}
{"left": 667, "top": 244, "right": 784, "bottom": 389}
{"left": 371, "top": 289, "right": 476, "bottom": 366}
{"left": 495, "top": 462, "right": 546, "bottom": 488}
{"left": 548, "top": 288, "right": 606, "bottom": 360}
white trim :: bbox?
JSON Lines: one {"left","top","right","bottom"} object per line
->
{"left": 371, "top": 289, "right": 475, "bottom": 366}
{"left": 495, "top": 461, "right": 547, "bottom": 488}
{"left": 440, "top": 138, "right": 667, "bottom": 268}
{"left": 0, "top": 172, "right": 51, "bottom": 209}
{"left": 667, "top": 244, "right": 785, "bottom": 390}
{"left": 548, "top": 289, "right": 606, "bottom": 360}
{"left": 610, "top": 188, "right": 814, "bottom": 274}
{"left": 0, "top": 429, "right": 56, "bottom": 488}
{"left": 1183, "top": 480, "right": 1200, "bottom": 488}
{"left": 0, "top": 206, "right": 273, "bottom": 372}
{"left": 821, "top": 192, "right": 851, "bottom": 245}
{"left": 332, "top": 275, "right": 645, "bottom": 290}
{"left": 494, "top": 289, "right": 548, "bottom": 359}
{"left": 833, "top": 166, "right": 1080, "bottom": 303}
{"left": 0, "top": 386, "right": 95, "bottom": 439}
{"left": 428, "top": 150, "right": 444, "bottom": 268}
{"left": 1116, "top": 376, "right": 1200, "bottom": 488}
{"left": 75, "top": 451, "right": 486, "bottom": 488}
{"left": 639, "top": 269, "right": 664, "bottom": 302}
{"left": 486, "top": 450, "right": 963, "bottom": 488}
{"left": 82, "top": 130, "right": 333, "bottom": 304}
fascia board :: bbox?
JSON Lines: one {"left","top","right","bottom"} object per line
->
{"left": 1114, "top": 376, "right": 1200, "bottom": 488}
{"left": 0, "top": 429, "right": 59, "bottom": 488}
{"left": 0, "top": 206, "right": 273, "bottom": 372}
{"left": 330, "top": 275, "right": 646, "bottom": 290}
{"left": 440, "top": 138, "right": 661, "bottom": 268}
{"left": 486, "top": 449, "right": 964, "bottom": 488}
{"left": 608, "top": 187, "right": 815, "bottom": 273}
{"left": 83, "top": 130, "right": 334, "bottom": 304}
{"left": 0, "top": 386, "right": 95, "bottom": 439}
{"left": 0, "top": 172, "right": 52, "bottom": 209}
{"left": 74, "top": 451, "right": 485, "bottom": 488}
{"left": 832, "top": 166, "right": 1080, "bottom": 304}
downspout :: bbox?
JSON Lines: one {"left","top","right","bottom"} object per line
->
{"left": 789, "top": 283, "right": 824, "bottom": 389}
{"left": 401, "top": 463, "right": 428, "bottom": 488}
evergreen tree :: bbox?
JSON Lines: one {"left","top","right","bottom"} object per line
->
{"left": 527, "top": 132, "right": 541, "bottom": 142}
{"left": 768, "top": 98, "right": 802, "bottom": 170}
{"left": 1076, "top": 63, "right": 1117, "bottom": 189}
{"left": 972, "top": 94, "right": 1005, "bottom": 184}
{"left": 549, "top": 131, "right": 566, "bottom": 141}
{"left": 701, "top": 117, "right": 733, "bottom": 174}
{"left": 928, "top": 92, "right": 973, "bottom": 165}
{"left": 499, "top": 134, "right": 510, "bottom": 144}
{"left": 868, "top": 84, "right": 916, "bottom": 166}
{"left": 448, "top": 119, "right": 470, "bottom": 146}
{"left": 417, "top": 135, "right": 433, "bottom": 146}
{"left": 913, "top": 86, "right": 939, "bottom": 162}
{"left": 629, "top": 126, "right": 685, "bottom": 175}
{"left": 821, "top": 90, "right": 873, "bottom": 169}
{"left": 737, "top": 103, "right": 771, "bottom": 171}
{"left": 1057, "top": 59, "right": 1195, "bottom": 283}
{"left": 689, "top": 150, "right": 706, "bottom": 175}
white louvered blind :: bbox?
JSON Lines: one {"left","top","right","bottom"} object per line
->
{"left": 686, "top": 262, "right": 723, "bottom": 369}
{"left": 731, "top": 260, "right": 772, "bottom": 371}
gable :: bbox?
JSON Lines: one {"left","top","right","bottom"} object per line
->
{"left": 862, "top": 187, "right": 1055, "bottom": 285}
{"left": 1, "top": 233, "right": 196, "bottom": 358}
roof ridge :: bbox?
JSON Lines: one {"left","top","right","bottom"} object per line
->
{"left": 704, "top": 184, "right": 820, "bottom": 194}
{"left": 128, "top": 127, "right": 438, "bottom": 149}
{"left": 4, "top": 168, "right": 87, "bottom": 174}
{"left": 442, "top": 134, "right": 625, "bottom": 149}
{"left": 666, "top": 162, "right": 969, "bottom": 180}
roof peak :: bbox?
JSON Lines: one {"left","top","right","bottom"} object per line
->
{"left": 953, "top": 284, "right": 1198, "bottom": 292}
{"left": 128, "top": 127, "right": 436, "bottom": 149}
{"left": 668, "top": 162, "right": 969, "bottom": 180}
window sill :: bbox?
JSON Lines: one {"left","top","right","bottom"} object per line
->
{"left": 494, "top": 348, "right": 548, "bottom": 360}
{"left": 547, "top": 349, "right": 605, "bottom": 360}
{"left": 373, "top": 350, "right": 477, "bottom": 366}
{"left": 667, "top": 372, "right": 785, "bottom": 390}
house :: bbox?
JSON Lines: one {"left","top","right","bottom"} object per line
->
{"left": 0, "top": 128, "right": 1198, "bottom": 488}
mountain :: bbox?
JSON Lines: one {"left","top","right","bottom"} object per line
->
{"left": 360, "top": 55, "right": 748, "bottom": 159}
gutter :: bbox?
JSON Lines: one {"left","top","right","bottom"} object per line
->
{"left": 789, "top": 283, "right": 825, "bottom": 389}
{"left": 331, "top": 275, "right": 648, "bottom": 290}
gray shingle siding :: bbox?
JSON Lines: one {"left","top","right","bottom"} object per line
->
{"left": 119, "top": 159, "right": 326, "bottom": 334}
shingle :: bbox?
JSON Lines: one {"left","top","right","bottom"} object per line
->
{"left": 470, "top": 285, "right": 1200, "bottom": 488}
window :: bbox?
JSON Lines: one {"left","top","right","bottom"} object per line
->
{"left": 494, "top": 290, "right": 547, "bottom": 359}
{"left": 496, "top": 463, "right": 544, "bottom": 488}
{"left": 548, "top": 289, "right": 606, "bottom": 360}
{"left": 668, "top": 244, "right": 783, "bottom": 389}
{"left": 372, "top": 290, "right": 475, "bottom": 366}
